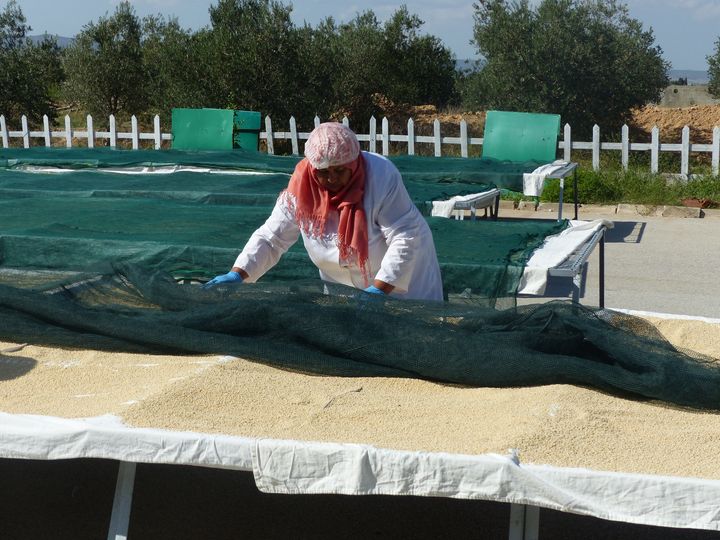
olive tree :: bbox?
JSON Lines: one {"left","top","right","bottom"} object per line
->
{"left": 141, "top": 15, "right": 206, "bottom": 116}
{"left": 319, "top": 7, "right": 457, "bottom": 125}
{"left": 707, "top": 38, "right": 720, "bottom": 99}
{"left": 0, "top": 0, "right": 63, "bottom": 124}
{"left": 198, "top": 0, "right": 305, "bottom": 120}
{"left": 62, "top": 1, "right": 146, "bottom": 118}
{"left": 467, "top": 0, "right": 669, "bottom": 135}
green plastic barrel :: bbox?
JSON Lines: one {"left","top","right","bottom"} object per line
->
{"left": 233, "top": 110, "right": 261, "bottom": 151}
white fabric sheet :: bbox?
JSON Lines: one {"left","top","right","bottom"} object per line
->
{"left": 517, "top": 219, "right": 613, "bottom": 295}
{"left": 1, "top": 412, "right": 719, "bottom": 531}
{"left": 523, "top": 160, "right": 568, "bottom": 197}
{"left": 430, "top": 192, "right": 495, "bottom": 218}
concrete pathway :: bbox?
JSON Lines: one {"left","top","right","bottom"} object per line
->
{"left": 510, "top": 206, "right": 720, "bottom": 319}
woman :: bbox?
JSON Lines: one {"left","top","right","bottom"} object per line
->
{"left": 204, "top": 122, "right": 443, "bottom": 301}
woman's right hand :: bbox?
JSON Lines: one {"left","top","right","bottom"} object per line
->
{"left": 202, "top": 271, "right": 244, "bottom": 289}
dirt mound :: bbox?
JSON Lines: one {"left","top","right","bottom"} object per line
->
{"left": 342, "top": 96, "right": 720, "bottom": 143}
{"left": 628, "top": 104, "right": 720, "bottom": 143}
{"left": 424, "top": 104, "right": 720, "bottom": 142}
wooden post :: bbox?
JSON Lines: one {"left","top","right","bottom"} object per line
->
{"left": 592, "top": 124, "right": 600, "bottom": 171}
{"left": 563, "top": 123, "right": 571, "bottom": 162}
{"left": 407, "top": 118, "right": 415, "bottom": 156}
{"left": 153, "top": 115, "right": 161, "bottom": 149}
{"left": 712, "top": 126, "right": 720, "bottom": 177}
{"left": 382, "top": 117, "right": 389, "bottom": 156}
{"left": 0, "top": 115, "right": 8, "bottom": 148}
{"left": 131, "top": 115, "right": 139, "bottom": 149}
{"left": 460, "top": 119, "right": 468, "bottom": 158}
{"left": 43, "top": 115, "right": 51, "bottom": 147}
{"left": 21, "top": 115, "right": 30, "bottom": 148}
{"left": 369, "top": 116, "right": 377, "bottom": 153}
{"left": 313, "top": 115, "right": 320, "bottom": 129}
{"left": 264, "top": 115, "right": 275, "bottom": 155}
{"left": 289, "top": 116, "right": 299, "bottom": 155}
{"left": 650, "top": 126, "right": 659, "bottom": 174}
{"left": 433, "top": 118, "right": 441, "bottom": 157}
{"left": 109, "top": 115, "right": 117, "bottom": 148}
{"left": 65, "top": 114, "right": 72, "bottom": 148}
{"left": 87, "top": 114, "right": 95, "bottom": 149}
{"left": 621, "top": 124, "right": 629, "bottom": 171}
{"left": 342, "top": 116, "right": 349, "bottom": 128}
{"left": 680, "top": 125, "right": 690, "bottom": 178}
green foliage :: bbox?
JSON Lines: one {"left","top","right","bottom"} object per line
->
{"left": 141, "top": 15, "right": 205, "bottom": 117}
{"left": 2, "top": 0, "right": 457, "bottom": 129}
{"left": 325, "top": 7, "right": 457, "bottom": 125}
{"left": 294, "top": 19, "right": 342, "bottom": 123}
{"left": 0, "top": 0, "right": 63, "bottom": 124}
{"left": 467, "top": 0, "right": 669, "bottom": 137}
{"left": 199, "top": 0, "right": 305, "bottom": 121}
{"left": 62, "top": 1, "right": 146, "bottom": 118}
{"left": 708, "top": 38, "right": 720, "bottom": 99}
{"left": 538, "top": 167, "right": 720, "bottom": 206}
{"left": 383, "top": 9, "right": 458, "bottom": 108}
{"left": 331, "top": 11, "right": 387, "bottom": 123}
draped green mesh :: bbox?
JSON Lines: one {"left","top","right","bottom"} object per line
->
{"left": 1, "top": 148, "right": 719, "bottom": 411}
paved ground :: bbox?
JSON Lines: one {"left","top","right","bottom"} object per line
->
{"left": 511, "top": 206, "right": 720, "bottom": 319}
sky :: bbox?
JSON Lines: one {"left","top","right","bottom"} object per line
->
{"left": 14, "top": 0, "right": 720, "bottom": 71}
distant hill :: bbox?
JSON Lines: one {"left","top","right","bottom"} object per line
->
{"left": 669, "top": 69, "right": 709, "bottom": 85}
{"left": 28, "top": 34, "right": 74, "bottom": 48}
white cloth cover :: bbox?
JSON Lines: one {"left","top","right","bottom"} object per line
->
{"left": 431, "top": 198, "right": 458, "bottom": 218}
{"left": 1, "top": 412, "right": 719, "bottom": 531}
{"left": 523, "top": 160, "right": 568, "bottom": 197}
{"left": 517, "top": 219, "right": 613, "bottom": 295}
{"left": 234, "top": 151, "right": 444, "bottom": 301}
{"left": 430, "top": 192, "right": 495, "bottom": 218}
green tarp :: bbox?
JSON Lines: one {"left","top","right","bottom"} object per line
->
{"left": 2, "top": 148, "right": 718, "bottom": 411}
{"left": 0, "top": 167, "right": 564, "bottom": 299}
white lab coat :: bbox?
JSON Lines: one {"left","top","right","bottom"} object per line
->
{"left": 233, "top": 151, "right": 443, "bottom": 301}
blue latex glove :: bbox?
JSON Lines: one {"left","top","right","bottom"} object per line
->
{"left": 203, "top": 271, "right": 243, "bottom": 289}
{"left": 363, "top": 285, "right": 386, "bottom": 295}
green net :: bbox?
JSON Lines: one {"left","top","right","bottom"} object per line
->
{"left": 0, "top": 147, "right": 298, "bottom": 172}
{"left": 391, "top": 154, "right": 547, "bottom": 192}
{"left": 1, "top": 148, "right": 719, "bottom": 411}
{"left": 0, "top": 168, "right": 563, "bottom": 299}
{"left": 1, "top": 147, "right": 543, "bottom": 191}
{"left": 1, "top": 268, "right": 719, "bottom": 411}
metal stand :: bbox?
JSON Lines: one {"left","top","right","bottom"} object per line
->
{"left": 107, "top": 461, "right": 137, "bottom": 540}
{"left": 546, "top": 162, "right": 579, "bottom": 221}
{"left": 508, "top": 504, "right": 540, "bottom": 540}
{"left": 599, "top": 232, "right": 605, "bottom": 309}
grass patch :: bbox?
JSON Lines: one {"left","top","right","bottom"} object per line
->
{"left": 537, "top": 167, "right": 720, "bottom": 206}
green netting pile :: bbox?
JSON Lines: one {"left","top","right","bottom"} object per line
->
{"left": 1, "top": 148, "right": 719, "bottom": 411}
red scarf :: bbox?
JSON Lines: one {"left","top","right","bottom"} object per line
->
{"left": 285, "top": 155, "right": 369, "bottom": 283}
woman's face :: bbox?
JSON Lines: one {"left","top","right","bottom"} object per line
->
{"left": 314, "top": 165, "right": 353, "bottom": 193}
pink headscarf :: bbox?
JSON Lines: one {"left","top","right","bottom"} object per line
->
{"left": 304, "top": 122, "right": 361, "bottom": 169}
{"left": 285, "top": 123, "right": 369, "bottom": 283}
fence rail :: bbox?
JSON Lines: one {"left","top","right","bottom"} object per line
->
{"left": 2, "top": 113, "right": 719, "bottom": 177}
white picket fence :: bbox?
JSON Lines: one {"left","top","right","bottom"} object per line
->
{"left": 2, "top": 113, "right": 720, "bottom": 177}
